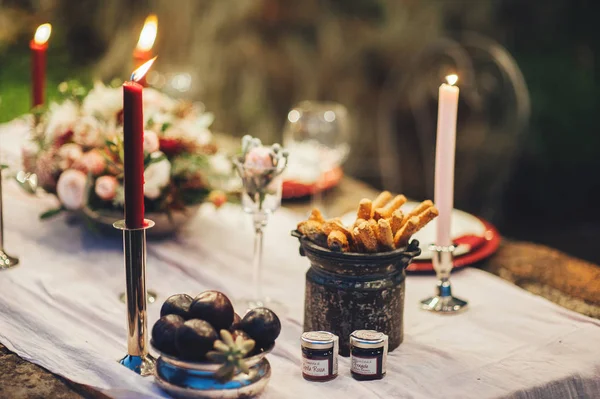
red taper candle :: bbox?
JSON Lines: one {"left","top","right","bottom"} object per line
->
{"left": 30, "top": 23, "right": 52, "bottom": 107}
{"left": 123, "top": 57, "right": 156, "bottom": 229}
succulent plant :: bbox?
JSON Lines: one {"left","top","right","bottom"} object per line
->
{"left": 206, "top": 329, "right": 256, "bottom": 381}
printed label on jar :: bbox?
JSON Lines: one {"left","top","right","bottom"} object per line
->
{"left": 302, "top": 355, "right": 330, "bottom": 377}
{"left": 351, "top": 355, "right": 378, "bottom": 375}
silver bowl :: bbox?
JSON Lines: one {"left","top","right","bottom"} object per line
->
{"left": 152, "top": 343, "right": 273, "bottom": 399}
{"left": 81, "top": 205, "right": 201, "bottom": 238}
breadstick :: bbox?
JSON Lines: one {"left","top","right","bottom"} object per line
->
{"left": 353, "top": 218, "right": 367, "bottom": 229}
{"left": 356, "top": 199, "right": 373, "bottom": 221}
{"left": 372, "top": 191, "right": 393, "bottom": 209}
{"left": 368, "top": 218, "right": 379, "bottom": 239}
{"left": 383, "top": 195, "right": 407, "bottom": 214}
{"left": 405, "top": 200, "right": 434, "bottom": 221}
{"left": 376, "top": 219, "right": 395, "bottom": 251}
{"left": 327, "top": 230, "right": 350, "bottom": 252}
{"left": 355, "top": 221, "right": 378, "bottom": 253}
{"left": 322, "top": 219, "right": 356, "bottom": 249}
{"left": 389, "top": 210, "right": 404, "bottom": 235}
{"left": 373, "top": 208, "right": 389, "bottom": 221}
{"left": 297, "top": 220, "right": 327, "bottom": 246}
{"left": 394, "top": 216, "right": 419, "bottom": 247}
{"left": 352, "top": 227, "right": 365, "bottom": 252}
{"left": 414, "top": 206, "right": 439, "bottom": 233}
{"left": 309, "top": 208, "right": 325, "bottom": 223}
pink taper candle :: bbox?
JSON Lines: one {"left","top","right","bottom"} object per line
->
{"left": 434, "top": 74, "right": 460, "bottom": 247}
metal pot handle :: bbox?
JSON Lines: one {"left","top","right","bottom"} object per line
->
{"left": 395, "top": 239, "right": 422, "bottom": 270}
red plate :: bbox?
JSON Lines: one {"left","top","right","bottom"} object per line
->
{"left": 282, "top": 167, "right": 343, "bottom": 199}
{"left": 406, "top": 219, "right": 501, "bottom": 273}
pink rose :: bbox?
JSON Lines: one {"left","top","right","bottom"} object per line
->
{"left": 56, "top": 169, "right": 87, "bottom": 210}
{"left": 75, "top": 150, "right": 106, "bottom": 175}
{"left": 58, "top": 143, "right": 83, "bottom": 170}
{"left": 143, "top": 130, "right": 160, "bottom": 153}
{"left": 244, "top": 147, "right": 274, "bottom": 175}
{"left": 95, "top": 175, "right": 118, "bottom": 201}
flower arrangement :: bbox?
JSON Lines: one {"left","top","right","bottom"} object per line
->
{"left": 22, "top": 81, "right": 232, "bottom": 220}
{"left": 234, "top": 135, "right": 288, "bottom": 211}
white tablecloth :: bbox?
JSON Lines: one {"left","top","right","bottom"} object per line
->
{"left": 1, "top": 124, "right": 600, "bottom": 399}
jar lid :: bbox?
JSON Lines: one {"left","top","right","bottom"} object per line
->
{"left": 350, "top": 330, "right": 388, "bottom": 349}
{"left": 301, "top": 331, "right": 337, "bottom": 349}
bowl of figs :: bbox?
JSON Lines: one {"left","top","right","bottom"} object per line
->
{"left": 151, "top": 290, "right": 281, "bottom": 399}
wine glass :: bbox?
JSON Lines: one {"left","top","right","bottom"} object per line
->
{"left": 233, "top": 146, "right": 288, "bottom": 314}
{"left": 283, "top": 101, "right": 350, "bottom": 215}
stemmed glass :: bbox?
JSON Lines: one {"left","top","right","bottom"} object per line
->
{"left": 233, "top": 138, "right": 288, "bottom": 313}
{"left": 283, "top": 101, "right": 350, "bottom": 215}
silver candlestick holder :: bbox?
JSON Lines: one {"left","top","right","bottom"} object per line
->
{"left": 0, "top": 174, "right": 19, "bottom": 270}
{"left": 114, "top": 219, "right": 156, "bottom": 376}
{"left": 420, "top": 243, "right": 468, "bottom": 313}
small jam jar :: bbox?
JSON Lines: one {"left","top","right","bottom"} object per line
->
{"left": 301, "top": 331, "right": 339, "bottom": 381}
{"left": 349, "top": 330, "right": 388, "bottom": 380}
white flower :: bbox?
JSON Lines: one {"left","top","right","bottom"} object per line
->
{"left": 82, "top": 82, "right": 123, "bottom": 122}
{"left": 58, "top": 143, "right": 83, "bottom": 170}
{"left": 209, "top": 153, "right": 232, "bottom": 175}
{"left": 73, "top": 116, "right": 104, "bottom": 148}
{"left": 45, "top": 100, "right": 79, "bottom": 143}
{"left": 95, "top": 175, "right": 118, "bottom": 201}
{"left": 143, "top": 154, "right": 171, "bottom": 199}
{"left": 56, "top": 169, "right": 87, "bottom": 210}
{"left": 143, "top": 88, "right": 177, "bottom": 114}
{"left": 143, "top": 130, "right": 160, "bottom": 153}
{"left": 164, "top": 118, "right": 212, "bottom": 145}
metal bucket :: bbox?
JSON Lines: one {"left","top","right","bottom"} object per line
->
{"left": 293, "top": 231, "right": 421, "bottom": 356}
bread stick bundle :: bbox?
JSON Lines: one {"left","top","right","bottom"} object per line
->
{"left": 295, "top": 191, "right": 439, "bottom": 254}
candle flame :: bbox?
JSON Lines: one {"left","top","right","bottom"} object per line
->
{"left": 33, "top": 23, "right": 52, "bottom": 45}
{"left": 445, "top": 74, "right": 458, "bottom": 86}
{"left": 131, "top": 56, "right": 157, "bottom": 82}
{"left": 136, "top": 14, "right": 158, "bottom": 52}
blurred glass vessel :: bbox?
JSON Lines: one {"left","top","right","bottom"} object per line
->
{"left": 283, "top": 101, "right": 350, "bottom": 213}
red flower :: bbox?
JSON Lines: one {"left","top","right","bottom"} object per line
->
{"left": 159, "top": 137, "right": 187, "bottom": 155}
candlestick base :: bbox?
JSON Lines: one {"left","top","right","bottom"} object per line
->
{"left": 118, "top": 354, "right": 156, "bottom": 377}
{"left": 420, "top": 244, "right": 468, "bottom": 314}
{"left": 0, "top": 250, "right": 19, "bottom": 270}
{"left": 420, "top": 292, "right": 468, "bottom": 314}
{"left": 114, "top": 219, "right": 155, "bottom": 377}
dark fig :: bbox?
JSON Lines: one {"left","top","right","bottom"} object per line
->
{"left": 189, "top": 291, "right": 234, "bottom": 331}
{"left": 175, "top": 319, "right": 218, "bottom": 361}
{"left": 160, "top": 294, "right": 193, "bottom": 319}
{"left": 152, "top": 314, "right": 185, "bottom": 356}
{"left": 230, "top": 312, "right": 242, "bottom": 330}
{"left": 240, "top": 307, "right": 281, "bottom": 347}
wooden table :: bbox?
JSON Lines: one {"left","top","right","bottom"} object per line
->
{"left": 1, "top": 177, "right": 599, "bottom": 398}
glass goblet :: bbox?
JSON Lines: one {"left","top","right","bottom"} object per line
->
{"left": 233, "top": 158, "right": 286, "bottom": 314}
{"left": 283, "top": 101, "right": 350, "bottom": 216}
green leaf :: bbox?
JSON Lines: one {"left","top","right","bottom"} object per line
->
{"left": 39, "top": 207, "right": 64, "bottom": 220}
{"left": 161, "top": 122, "right": 172, "bottom": 132}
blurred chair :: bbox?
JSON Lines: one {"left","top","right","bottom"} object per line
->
{"left": 376, "top": 32, "right": 530, "bottom": 222}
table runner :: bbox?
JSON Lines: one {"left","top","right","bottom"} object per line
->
{"left": 1, "top": 126, "right": 600, "bottom": 398}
